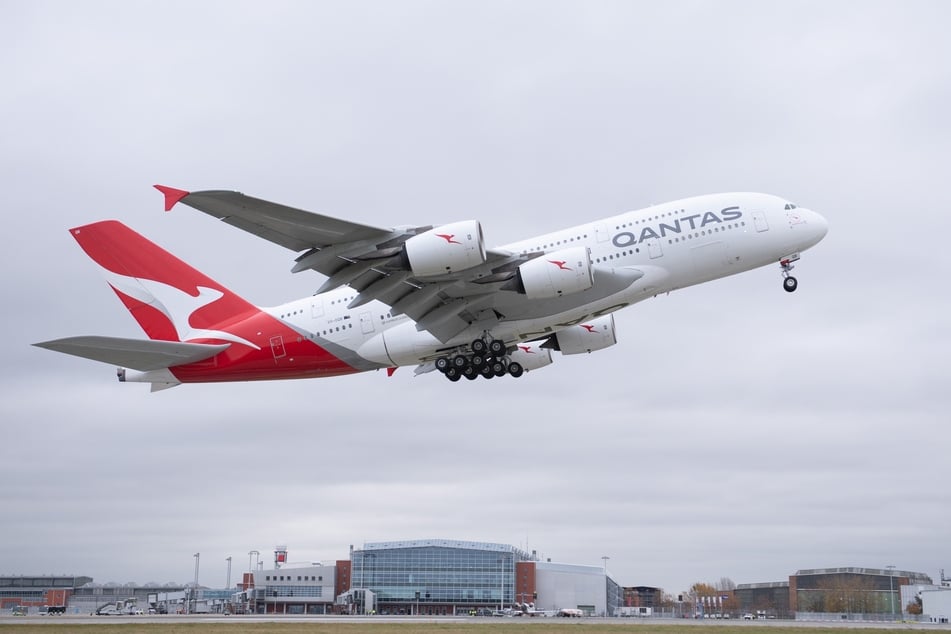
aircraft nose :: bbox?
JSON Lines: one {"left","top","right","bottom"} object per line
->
{"left": 806, "top": 208, "right": 828, "bottom": 239}
{"left": 792, "top": 207, "right": 828, "bottom": 248}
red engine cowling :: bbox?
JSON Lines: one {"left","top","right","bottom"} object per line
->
{"left": 515, "top": 246, "right": 593, "bottom": 299}
{"left": 554, "top": 314, "right": 617, "bottom": 355}
{"left": 402, "top": 220, "right": 486, "bottom": 277}
{"left": 508, "top": 341, "right": 553, "bottom": 371}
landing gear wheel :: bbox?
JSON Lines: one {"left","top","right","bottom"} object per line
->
{"left": 783, "top": 276, "right": 798, "bottom": 293}
{"left": 435, "top": 357, "right": 450, "bottom": 373}
{"left": 470, "top": 354, "right": 486, "bottom": 369}
{"left": 480, "top": 364, "right": 495, "bottom": 379}
{"left": 471, "top": 338, "right": 487, "bottom": 355}
{"left": 451, "top": 354, "right": 469, "bottom": 369}
{"left": 463, "top": 365, "right": 479, "bottom": 380}
{"left": 490, "top": 360, "right": 506, "bottom": 376}
{"left": 488, "top": 339, "right": 506, "bottom": 357}
{"left": 508, "top": 362, "right": 524, "bottom": 378}
{"left": 445, "top": 367, "right": 461, "bottom": 381}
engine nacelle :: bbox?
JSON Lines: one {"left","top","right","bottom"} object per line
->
{"left": 508, "top": 341, "right": 553, "bottom": 372}
{"left": 553, "top": 314, "right": 617, "bottom": 355}
{"left": 515, "top": 246, "right": 593, "bottom": 299}
{"left": 402, "top": 220, "right": 486, "bottom": 277}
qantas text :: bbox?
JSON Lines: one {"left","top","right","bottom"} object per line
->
{"left": 612, "top": 206, "right": 742, "bottom": 248}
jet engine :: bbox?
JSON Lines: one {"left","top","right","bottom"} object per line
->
{"left": 508, "top": 341, "right": 553, "bottom": 372}
{"left": 552, "top": 314, "right": 617, "bottom": 354}
{"left": 514, "top": 246, "right": 593, "bottom": 299}
{"left": 401, "top": 220, "right": 486, "bottom": 277}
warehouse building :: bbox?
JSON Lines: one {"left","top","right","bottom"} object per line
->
{"left": 737, "top": 567, "right": 933, "bottom": 620}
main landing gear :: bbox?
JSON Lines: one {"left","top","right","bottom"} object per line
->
{"left": 435, "top": 336, "right": 524, "bottom": 382}
{"left": 780, "top": 254, "right": 800, "bottom": 293}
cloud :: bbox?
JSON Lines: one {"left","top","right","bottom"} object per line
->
{"left": 2, "top": 0, "right": 949, "bottom": 594}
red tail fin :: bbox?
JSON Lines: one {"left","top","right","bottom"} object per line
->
{"left": 71, "top": 221, "right": 259, "bottom": 344}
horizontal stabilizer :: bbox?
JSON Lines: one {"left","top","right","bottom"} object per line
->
{"left": 33, "top": 336, "right": 229, "bottom": 371}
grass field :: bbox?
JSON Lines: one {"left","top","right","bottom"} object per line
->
{"left": 0, "top": 622, "right": 931, "bottom": 634}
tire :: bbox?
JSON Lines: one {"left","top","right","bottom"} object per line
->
{"left": 470, "top": 354, "right": 485, "bottom": 368}
{"left": 435, "top": 357, "right": 450, "bottom": 373}
{"left": 508, "top": 362, "right": 524, "bottom": 378}
{"left": 452, "top": 354, "right": 469, "bottom": 369}
{"left": 471, "top": 338, "right": 487, "bottom": 354}
{"left": 488, "top": 339, "right": 506, "bottom": 357}
{"left": 445, "top": 367, "right": 460, "bottom": 381}
{"left": 783, "top": 276, "right": 798, "bottom": 293}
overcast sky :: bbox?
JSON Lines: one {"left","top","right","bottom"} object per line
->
{"left": 2, "top": 0, "right": 949, "bottom": 595}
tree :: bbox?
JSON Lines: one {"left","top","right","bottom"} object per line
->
{"left": 906, "top": 596, "right": 923, "bottom": 615}
{"left": 688, "top": 582, "right": 717, "bottom": 599}
{"left": 716, "top": 578, "right": 736, "bottom": 591}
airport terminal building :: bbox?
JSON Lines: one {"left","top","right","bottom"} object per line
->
{"left": 340, "top": 539, "right": 621, "bottom": 616}
{"left": 241, "top": 539, "right": 621, "bottom": 616}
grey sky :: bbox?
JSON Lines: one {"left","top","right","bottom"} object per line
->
{"left": 2, "top": 0, "right": 949, "bottom": 594}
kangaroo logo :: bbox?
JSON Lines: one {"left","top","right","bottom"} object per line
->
{"left": 549, "top": 260, "right": 570, "bottom": 270}
{"left": 99, "top": 268, "right": 260, "bottom": 349}
{"left": 579, "top": 324, "right": 596, "bottom": 333}
{"left": 436, "top": 233, "right": 461, "bottom": 245}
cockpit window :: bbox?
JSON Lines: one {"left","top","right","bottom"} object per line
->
{"left": 784, "top": 202, "right": 798, "bottom": 210}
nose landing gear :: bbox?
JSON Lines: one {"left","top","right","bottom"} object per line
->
{"left": 780, "top": 254, "right": 800, "bottom": 293}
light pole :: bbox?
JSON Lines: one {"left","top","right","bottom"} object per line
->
{"left": 248, "top": 550, "right": 259, "bottom": 572}
{"left": 886, "top": 565, "right": 896, "bottom": 620}
{"left": 193, "top": 553, "right": 200, "bottom": 614}
{"left": 226, "top": 556, "right": 232, "bottom": 590}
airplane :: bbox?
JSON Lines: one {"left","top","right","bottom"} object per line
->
{"left": 34, "top": 186, "right": 828, "bottom": 390}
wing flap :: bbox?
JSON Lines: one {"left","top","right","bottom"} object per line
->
{"left": 34, "top": 336, "right": 230, "bottom": 371}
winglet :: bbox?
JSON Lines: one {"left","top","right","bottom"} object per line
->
{"left": 154, "top": 184, "right": 190, "bottom": 211}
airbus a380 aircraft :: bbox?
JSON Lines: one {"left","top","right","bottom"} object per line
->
{"left": 35, "top": 186, "right": 828, "bottom": 390}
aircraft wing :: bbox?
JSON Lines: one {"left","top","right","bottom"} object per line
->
{"left": 34, "top": 336, "right": 230, "bottom": 371}
{"left": 159, "top": 185, "right": 534, "bottom": 342}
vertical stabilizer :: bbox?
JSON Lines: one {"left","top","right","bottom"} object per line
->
{"left": 70, "top": 221, "right": 259, "bottom": 346}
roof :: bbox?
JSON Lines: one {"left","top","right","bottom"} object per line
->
{"left": 360, "top": 539, "right": 535, "bottom": 560}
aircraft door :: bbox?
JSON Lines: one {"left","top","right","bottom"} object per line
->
{"left": 270, "top": 335, "right": 286, "bottom": 359}
{"left": 753, "top": 211, "right": 769, "bottom": 232}
{"left": 647, "top": 238, "right": 663, "bottom": 259}
{"left": 596, "top": 224, "right": 611, "bottom": 243}
{"left": 359, "top": 311, "right": 375, "bottom": 334}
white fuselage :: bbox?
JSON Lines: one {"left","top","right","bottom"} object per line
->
{"left": 264, "top": 193, "right": 827, "bottom": 369}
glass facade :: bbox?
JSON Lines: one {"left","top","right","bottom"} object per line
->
{"left": 351, "top": 539, "right": 534, "bottom": 607}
